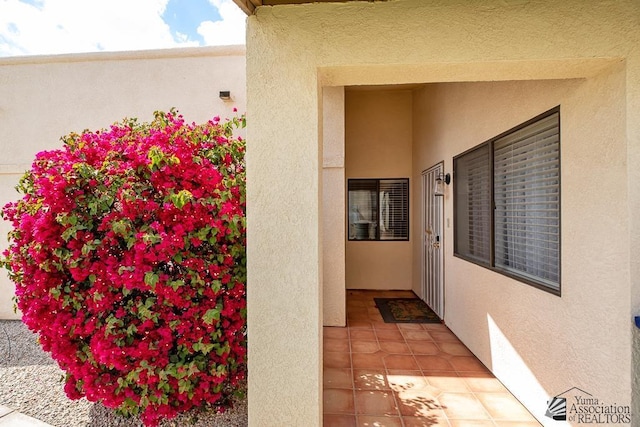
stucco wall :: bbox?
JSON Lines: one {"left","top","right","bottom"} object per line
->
{"left": 345, "top": 89, "right": 412, "bottom": 290}
{"left": 0, "top": 46, "right": 246, "bottom": 319}
{"left": 245, "top": 1, "right": 640, "bottom": 426}
{"left": 322, "top": 86, "right": 346, "bottom": 327}
{"left": 412, "top": 73, "right": 628, "bottom": 421}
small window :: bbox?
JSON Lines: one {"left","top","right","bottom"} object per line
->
{"left": 348, "top": 178, "right": 409, "bottom": 241}
{"left": 454, "top": 107, "right": 560, "bottom": 294}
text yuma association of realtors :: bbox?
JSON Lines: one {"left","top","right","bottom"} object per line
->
{"left": 568, "top": 395, "right": 631, "bottom": 424}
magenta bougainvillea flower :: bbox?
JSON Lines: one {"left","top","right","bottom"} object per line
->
{"left": 1, "top": 110, "right": 246, "bottom": 426}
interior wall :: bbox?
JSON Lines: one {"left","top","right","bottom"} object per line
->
{"left": 345, "top": 89, "right": 413, "bottom": 290}
{"left": 411, "top": 69, "right": 630, "bottom": 419}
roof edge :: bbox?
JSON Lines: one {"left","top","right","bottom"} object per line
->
{"left": 233, "top": 0, "right": 257, "bottom": 15}
{"left": 0, "top": 44, "right": 246, "bottom": 66}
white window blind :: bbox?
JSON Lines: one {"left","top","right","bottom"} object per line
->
{"left": 454, "top": 145, "right": 490, "bottom": 264}
{"left": 494, "top": 112, "right": 560, "bottom": 290}
{"left": 348, "top": 178, "right": 409, "bottom": 241}
{"left": 379, "top": 179, "right": 409, "bottom": 240}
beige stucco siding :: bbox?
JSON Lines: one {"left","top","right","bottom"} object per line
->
{"left": 246, "top": 40, "right": 323, "bottom": 425}
{"left": 345, "top": 89, "right": 412, "bottom": 290}
{"left": 0, "top": 46, "right": 246, "bottom": 319}
{"left": 412, "top": 72, "right": 628, "bottom": 419}
{"left": 245, "top": 1, "right": 640, "bottom": 426}
{"left": 322, "top": 86, "right": 346, "bottom": 327}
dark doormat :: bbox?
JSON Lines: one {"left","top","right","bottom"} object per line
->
{"left": 374, "top": 298, "right": 441, "bottom": 323}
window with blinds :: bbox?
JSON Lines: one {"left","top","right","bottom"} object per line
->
{"left": 494, "top": 112, "right": 560, "bottom": 289}
{"left": 454, "top": 107, "right": 561, "bottom": 294}
{"left": 348, "top": 178, "right": 409, "bottom": 241}
{"left": 454, "top": 144, "right": 491, "bottom": 265}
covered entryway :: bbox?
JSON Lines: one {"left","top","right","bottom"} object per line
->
{"left": 323, "top": 85, "right": 448, "bottom": 324}
{"left": 317, "top": 68, "right": 629, "bottom": 427}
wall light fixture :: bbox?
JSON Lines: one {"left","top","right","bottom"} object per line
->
{"left": 434, "top": 173, "right": 451, "bottom": 197}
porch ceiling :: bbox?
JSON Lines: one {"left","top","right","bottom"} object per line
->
{"left": 232, "top": 0, "right": 379, "bottom": 15}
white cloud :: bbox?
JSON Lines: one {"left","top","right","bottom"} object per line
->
{"left": 0, "top": 0, "right": 246, "bottom": 58}
{"left": 197, "top": 0, "right": 246, "bottom": 46}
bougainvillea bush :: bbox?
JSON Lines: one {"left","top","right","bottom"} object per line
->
{"left": 1, "top": 110, "right": 246, "bottom": 426}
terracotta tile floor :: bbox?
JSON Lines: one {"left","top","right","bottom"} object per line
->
{"left": 323, "top": 290, "right": 541, "bottom": 427}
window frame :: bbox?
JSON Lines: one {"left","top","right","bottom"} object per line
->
{"left": 453, "top": 106, "right": 561, "bottom": 295}
{"left": 347, "top": 178, "right": 410, "bottom": 242}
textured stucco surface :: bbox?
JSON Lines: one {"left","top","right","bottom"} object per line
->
{"left": 412, "top": 74, "right": 628, "bottom": 422}
{"left": 345, "top": 89, "right": 412, "bottom": 290}
{"left": 0, "top": 46, "right": 246, "bottom": 319}
{"left": 245, "top": 1, "right": 640, "bottom": 426}
{"left": 322, "top": 86, "right": 345, "bottom": 326}
{"left": 245, "top": 19, "right": 322, "bottom": 427}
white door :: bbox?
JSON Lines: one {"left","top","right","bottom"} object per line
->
{"left": 421, "top": 163, "right": 445, "bottom": 319}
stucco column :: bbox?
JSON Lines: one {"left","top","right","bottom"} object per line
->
{"left": 245, "top": 16, "right": 323, "bottom": 427}
{"left": 322, "top": 86, "right": 346, "bottom": 327}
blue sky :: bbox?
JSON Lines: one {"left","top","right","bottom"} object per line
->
{"left": 0, "top": 0, "right": 246, "bottom": 57}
